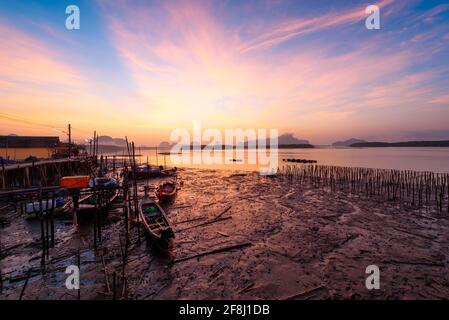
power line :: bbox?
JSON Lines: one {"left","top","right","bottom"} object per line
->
{"left": 0, "top": 113, "right": 64, "bottom": 131}
{"left": 0, "top": 113, "right": 95, "bottom": 139}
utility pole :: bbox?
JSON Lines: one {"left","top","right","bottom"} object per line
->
{"left": 68, "top": 123, "right": 72, "bottom": 158}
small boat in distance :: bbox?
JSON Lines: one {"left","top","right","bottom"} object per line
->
{"left": 139, "top": 197, "right": 174, "bottom": 253}
{"left": 156, "top": 179, "right": 177, "bottom": 202}
{"left": 130, "top": 165, "right": 163, "bottom": 180}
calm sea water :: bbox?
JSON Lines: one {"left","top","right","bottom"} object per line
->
{"left": 0, "top": 147, "right": 52, "bottom": 160}
{"left": 120, "top": 147, "right": 449, "bottom": 173}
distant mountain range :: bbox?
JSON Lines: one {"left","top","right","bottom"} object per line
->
{"left": 351, "top": 140, "right": 449, "bottom": 147}
{"left": 97, "top": 135, "right": 127, "bottom": 147}
{"left": 332, "top": 138, "right": 367, "bottom": 147}
{"left": 158, "top": 133, "right": 313, "bottom": 149}
{"left": 331, "top": 138, "right": 449, "bottom": 147}
{"left": 277, "top": 133, "right": 310, "bottom": 145}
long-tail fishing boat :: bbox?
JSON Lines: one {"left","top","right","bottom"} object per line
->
{"left": 156, "top": 178, "right": 177, "bottom": 202}
{"left": 138, "top": 196, "right": 174, "bottom": 253}
{"left": 132, "top": 165, "right": 163, "bottom": 180}
{"left": 77, "top": 177, "right": 119, "bottom": 213}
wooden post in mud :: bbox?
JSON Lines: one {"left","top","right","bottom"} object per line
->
{"left": 1, "top": 161, "right": 5, "bottom": 189}
{"left": 93, "top": 131, "right": 97, "bottom": 157}
{"left": 119, "top": 235, "right": 127, "bottom": 299}
{"left": 112, "top": 271, "right": 117, "bottom": 300}
{"left": 77, "top": 250, "right": 81, "bottom": 300}
{"left": 39, "top": 186, "right": 46, "bottom": 267}
{"left": 96, "top": 190, "right": 101, "bottom": 244}
{"left": 96, "top": 135, "right": 100, "bottom": 159}
{"left": 97, "top": 190, "right": 102, "bottom": 242}
{"left": 127, "top": 189, "right": 133, "bottom": 220}
{"left": 45, "top": 192, "right": 50, "bottom": 258}
{"left": 0, "top": 234, "right": 3, "bottom": 294}
{"left": 99, "top": 155, "right": 104, "bottom": 177}
{"left": 444, "top": 174, "right": 447, "bottom": 213}
{"left": 93, "top": 217, "right": 97, "bottom": 251}
{"left": 132, "top": 143, "right": 141, "bottom": 244}
{"left": 123, "top": 184, "right": 130, "bottom": 246}
{"left": 50, "top": 193, "right": 55, "bottom": 247}
{"left": 93, "top": 190, "right": 98, "bottom": 251}
{"left": 19, "top": 270, "right": 31, "bottom": 300}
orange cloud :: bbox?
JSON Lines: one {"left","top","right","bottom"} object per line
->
{"left": 99, "top": 0, "right": 429, "bottom": 137}
{"left": 0, "top": 22, "right": 130, "bottom": 140}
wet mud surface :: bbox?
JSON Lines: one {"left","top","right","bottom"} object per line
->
{"left": 1, "top": 168, "right": 449, "bottom": 300}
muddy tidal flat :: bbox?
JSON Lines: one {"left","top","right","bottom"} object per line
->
{"left": 1, "top": 168, "right": 449, "bottom": 300}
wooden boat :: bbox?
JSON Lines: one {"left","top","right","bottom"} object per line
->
{"left": 132, "top": 165, "right": 163, "bottom": 180}
{"left": 138, "top": 197, "right": 174, "bottom": 253}
{"left": 156, "top": 179, "right": 177, "bottom": 202}
{"left": 161, "top": 167, "right": 177, "bottom": 177}
{"left": 89, "top": 177, "right": 118, "bottom": 189}
{"left": 76, "top": 188, "right": 118, "bottom": 212}
{"left": 25, "top": 197, "right": 66, "bottom": 219}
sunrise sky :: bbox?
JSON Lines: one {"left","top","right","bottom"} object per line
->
{"left": 1, "top": 0, "right": 449, "bottom": 145}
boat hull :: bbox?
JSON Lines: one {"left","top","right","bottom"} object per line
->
{"left": 138, "top": 198, "right": 174, "bottom": 253}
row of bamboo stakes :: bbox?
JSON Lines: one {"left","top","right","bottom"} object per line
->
{"left": 280, "top": 164, "right": 449, "bottom": 212}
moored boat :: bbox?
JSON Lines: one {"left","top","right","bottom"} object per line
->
{"left": 76, "top": 188, "right": 118, "bottom": 213}
{"left": 89, "top": 177, "right": 118, "bottom": 189}
{"left": 156, "top": 179, "right": 177, "bottom": 202}
{"left": 161, "top": 167, "right": 177, "bottom": 176}
{"left": 138, "top": 197, "right": 174, "bottom": 253}
{"left": 130, "top": 165, "right": 163, "bottom": 180}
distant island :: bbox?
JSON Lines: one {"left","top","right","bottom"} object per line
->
{"left": 277, "top": 133, "right": 310, "bottom": 145}
{"left": 87, "top": 142, "right": 316, "bottom": 154}
{"left": 278, "top": 144, "right": 314, "bottom": 149}
{"left": 332, "top": 138, "right": 367, "bottom": 147}
{"left": 165, "top": 143, "right": 314, "bottom": 150}
{"left": 156, "top": 133, "right": 314, "bottom": 150}
{"left": 350, "top": 140, "right": 449, "bottom": 147}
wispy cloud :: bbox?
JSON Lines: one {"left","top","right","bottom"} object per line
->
{"left": 0, "top": 21, "right": 130, "bottom": 137}
{"left": 0, "top": 22, "right": 85, "bottom": 90}
{"left": 96, "top": 0, "right": 449, "bottom": 142}
{"left": 1, "top": 0, "right": 448, "bottom": 143}
{"left": 238, "top": 0, "right": 395, "bottom": 53}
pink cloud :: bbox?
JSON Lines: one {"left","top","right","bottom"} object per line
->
{"left": 97, "top": 0, "right": 448, "bottom": 140}
{"left": 0, "top": 22, "right": 85, "bottom": 89}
